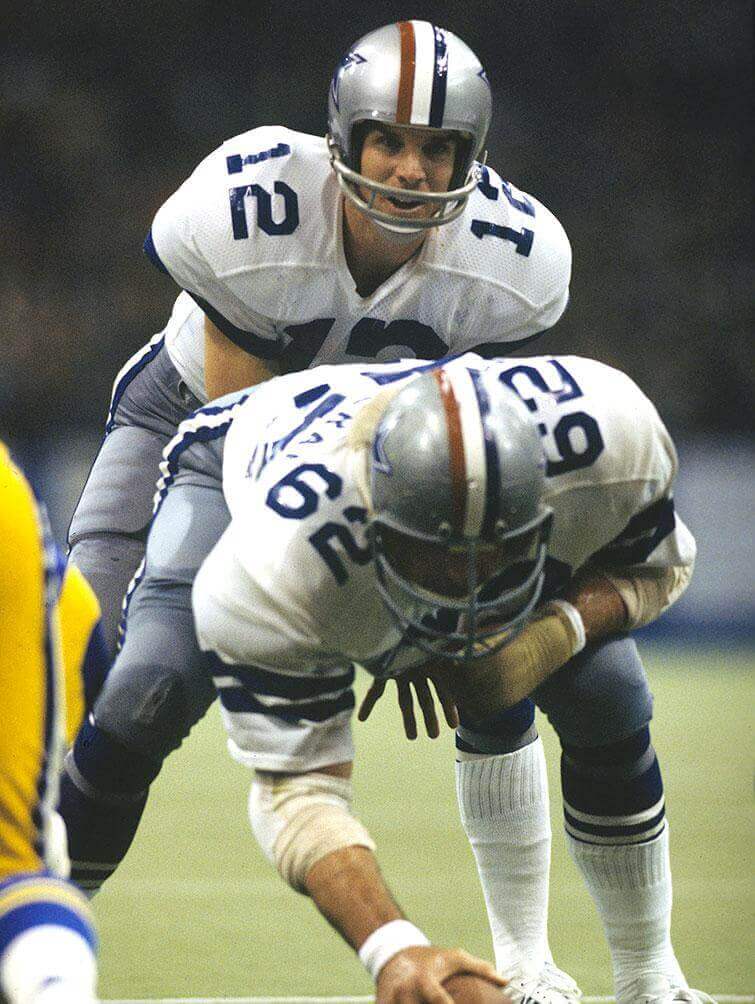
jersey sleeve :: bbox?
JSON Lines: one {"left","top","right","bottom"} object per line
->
{"left": 459, "top": 178, "right": 572, "bottom": 355}
{"left": 145, "top": 142, "right": 282, "bottom": 359}
{"left": 583, "top": 394, "right": 696, "bottom": 576}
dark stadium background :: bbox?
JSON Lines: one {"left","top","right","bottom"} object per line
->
{"left": 2, "top": 0, "right": 752, "bottom": 634}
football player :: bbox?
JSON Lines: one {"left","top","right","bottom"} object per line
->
{"left": 61, "top": 355, "right": 712, "bottom": 1004}
{"left": 0, "top": 444, "right": 103, "bottom": 1004}
{"left": 68, "top": 20, "right": 571, "bottom": 656}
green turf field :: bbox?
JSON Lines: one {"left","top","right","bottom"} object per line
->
{"left": 95, "top": 647, "right": 754, "bottom": 1000}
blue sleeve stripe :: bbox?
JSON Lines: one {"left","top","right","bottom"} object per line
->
{"left": 598, "top": 497, "right": 677, "bottom": 565}
{"left": 206, "top": 655, "right": 354, "bottom": 699}
{"left": 143, "top": 229, "right": 171, "bottom": 276}
{"left": 218, "top": 687, "right": 355, "bottom": 723}
{"left": 189, "top": 293, "right": 283, "bottom": 360}
{"left": 0, "top": 901, "right": 97, "bottom": 953}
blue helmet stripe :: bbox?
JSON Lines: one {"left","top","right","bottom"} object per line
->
{"left": 429, "top": 26, "right": 448, "bottom": 127}
{"left": 469, "top": 369, "right": 502, "bottom": 539}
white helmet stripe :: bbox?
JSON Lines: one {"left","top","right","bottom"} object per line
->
{"left": 449, "top": 369, "right": 488, "bottom": 537}
{"left": 409, "top": 20, "right": 437, "bottom": 124}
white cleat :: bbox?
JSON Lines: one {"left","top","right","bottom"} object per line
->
{"left": 617, "top": 974, "right": 716, "bottom": 1004}
{"left": 504, "top": 962, "right": 583, "bottom": 1004}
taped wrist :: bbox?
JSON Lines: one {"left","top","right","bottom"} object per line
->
{"left": 249, "top": 771, "right": 376, "bottom": 894}
{"left": 542, "top": 600, "right": 586, "bottom": 655}
{"left": 463, "top": 605, "right": 583, "bottom": 716}
{"left": 602, "top": 563, "right": 693, "bottom": 629}
{"left": 358, "top": 919, "right": 430, "bottom": 980}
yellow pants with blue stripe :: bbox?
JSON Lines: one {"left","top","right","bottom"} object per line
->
{"left": 0, "top": 443, "right": 100, "bottom": 970}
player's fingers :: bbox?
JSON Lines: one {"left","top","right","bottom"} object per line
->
{"left": 357, "top": 679, "right": 386, "bottom": 721}
{"left": 447, "top": 950, "right": 506, "bottom": 985}
{"left": 397, "top": 681, "right": 418, "bottom": 740}
{"left": 416, "top": 977, "right": 454, "bottom": 1004}
{"left": 431, "top": 677, "right": 459, "bottom": 729}
{"left": 413, "top": 678, "right": 440, "bottom": 738}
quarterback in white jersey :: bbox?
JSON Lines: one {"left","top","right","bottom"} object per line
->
{"left": 145, "top": 128, "right": 569, "bottom": 382}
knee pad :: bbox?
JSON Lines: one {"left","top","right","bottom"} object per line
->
{"left": 561, "top": 726, "right": 666, "bottom": 844}
{"left": 93, "top": 655, "right": 196, "bottom": 762}
{"left": 70, "top": 715, "right": 162, "bottom": 796}
{"left": 456, "top": 698, "right": 537, "bottom": 754}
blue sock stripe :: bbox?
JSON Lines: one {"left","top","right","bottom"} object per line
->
{"left": 565, "top": 816, "right": 666, "bottom": 846}
{"left": 0, "top": 901, "right": 97, "bottom": 954}
{"left": 564, "top": 801, "right": 666, "bottom": 839}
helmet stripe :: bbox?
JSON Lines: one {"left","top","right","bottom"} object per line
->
{"left": 429, "top": 26, "right": 448, "bottom": 127}
{"left": 434, "top": 369, "right": 466, "bottom": 535}
{"left": 396, "top": 21, "right": 416, "bottom": 124}
{"left": 409, "top": 20, "right": 437, "bottom": 124}
{"left": 436, "top": 368, "right": 489, "bottom": 537}
{"left": 469, "top": 370, "right": 502, "bottom": 540}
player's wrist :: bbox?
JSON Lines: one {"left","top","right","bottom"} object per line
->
{"left": 542, "top": 599, "right": 586, "bottom": 656}
{"left": 358, "top": 919, "right": 430, "bottom": 980}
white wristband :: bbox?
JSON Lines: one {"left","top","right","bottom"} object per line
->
{"left": 547, "top": 599, "right": 587, "bottom": 655}
{"left": 358, "top": 919, "right": 430, "bottom": 980}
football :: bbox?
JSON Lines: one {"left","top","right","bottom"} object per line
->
{"left": 444, "top": 972, "right": 510, "bottom": 1004}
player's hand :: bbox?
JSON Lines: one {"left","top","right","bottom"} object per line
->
{"left": 358, "top": 666, "right": 459, "bottom": 739}
{"left": 376, "top": 945, "right": 506, "bottom": 1004}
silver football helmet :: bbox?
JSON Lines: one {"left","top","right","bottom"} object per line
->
{"left": 327, "top": 21, "right": 492, "bottom": 233}
{"left": 369, "top": 365, "right": 552, "bottom": 666}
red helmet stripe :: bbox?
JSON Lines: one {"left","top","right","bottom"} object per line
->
{"left": 396, "top": 21, "right": 416, "bottom": 124}
{"left": 434, "top": 369, "right": 466, "bottom": 534}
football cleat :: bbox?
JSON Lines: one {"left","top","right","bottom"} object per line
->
{"left": 617, "top": 975, "right": 716, "bottom": 1004}
{"left": 503, "top": 961, "right": 583, "bottom": 1004}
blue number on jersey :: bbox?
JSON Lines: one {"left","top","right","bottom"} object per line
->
{"left": 471, "top": 219, "right": 534, "bottom": 256}
{"left": 477, "top": 168, "right": 536, "bottom": 217}
{"left": 266, "top": 463, "right": 342, "bottom": 518}
{"left": 265, "top": 461, "right": 371, "bottom": 584}
{"left": 226, "top": 143, "right": 291, "bottom": 174}
{"left": 498, "top": 359, "right": 605, "bottom": 475}
{"left": 279, "top": 317, "right": 449, "bottom": 372}
{"left": 309, "top": 506, "right": 371, "bottom": 585}
{"left": 229, "top": 181, "right": 299, "bottom": 238}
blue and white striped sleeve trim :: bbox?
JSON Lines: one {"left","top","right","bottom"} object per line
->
{"left": 209, "top": 657, "right": 356, "bottom": 726}
{"left": 594, "top": 496, "right": 677, "bottom": 566}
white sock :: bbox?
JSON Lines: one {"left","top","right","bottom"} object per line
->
{"left": 456, "top": 737, "right": 551, "bottom": 977}
{"left": 0, "top": 925, "right": 98, "bottom": 1004}
{"left": 566, "top": 825, "right": 687, "bottom": 1001}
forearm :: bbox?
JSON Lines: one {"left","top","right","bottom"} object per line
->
{"left": 204, "top": 315, "right": 277, "bottom": 399}
{"left": 454, "top": 571, "right": 630, "bottom": 720}
{"left": 305, "top": 845, "right": 404, "bottom": 950}
{"left": 562, "top": 567, "right": 629, "bottom": 641}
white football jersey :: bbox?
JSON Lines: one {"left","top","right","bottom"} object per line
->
{"left": 147, "top": 126, "right": 571, "bottom": 400}
{"left": 191, "top": 354, "right": 695, "bottom": 771}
